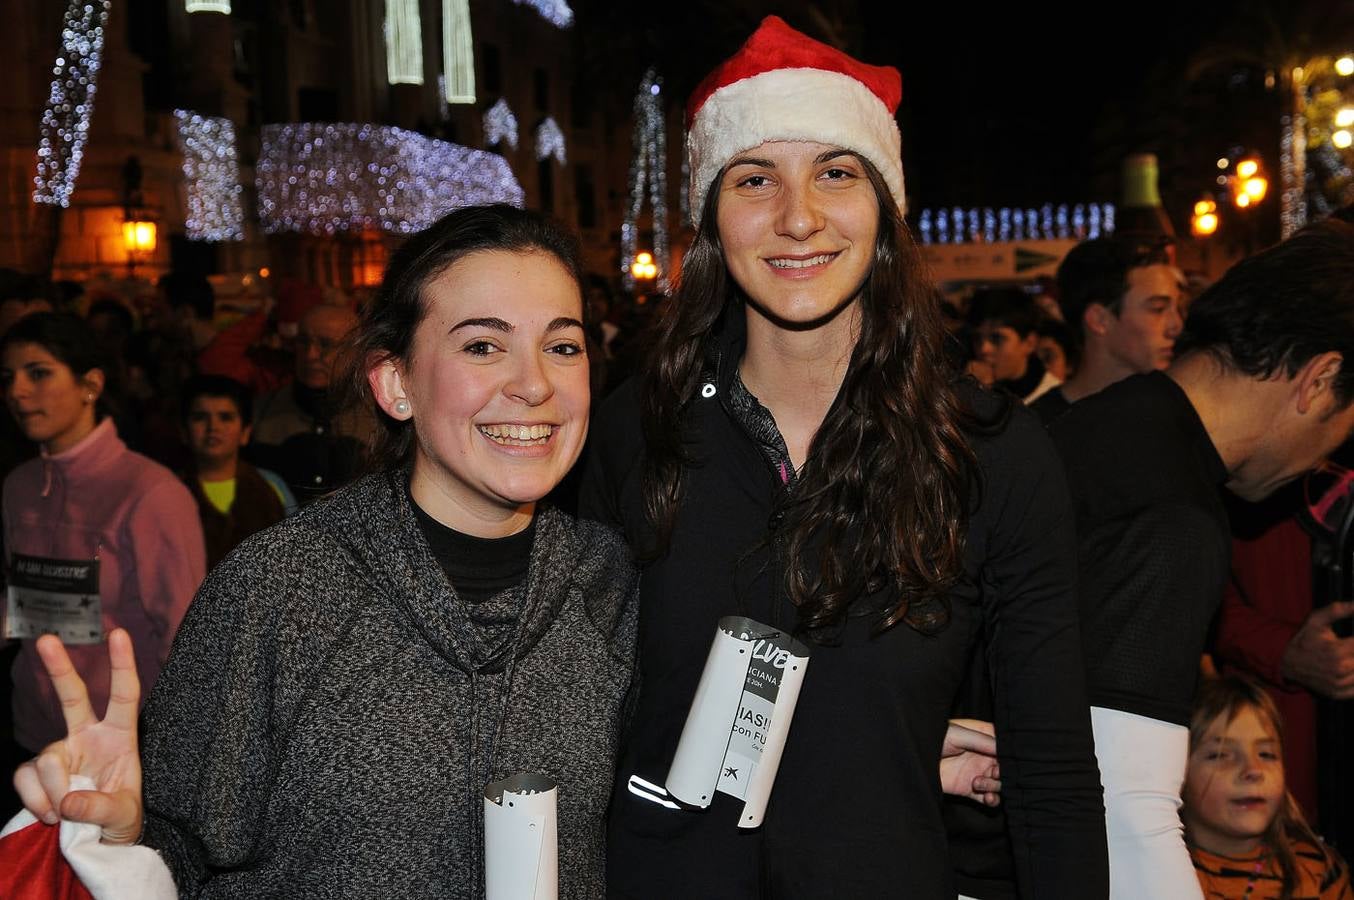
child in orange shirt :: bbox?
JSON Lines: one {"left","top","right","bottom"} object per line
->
{"left": 1184, "top": 676, "right": 1352, "bottom": 899}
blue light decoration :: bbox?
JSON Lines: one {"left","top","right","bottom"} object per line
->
{"left": 515, "top": 0, "right": 573, "bottom": 27}
{"left": 535, "top": 117, "right": 566, "bottom": 164}
{"left": 914, "top": 204, "right": 1117, "bottom": 244}
{"left": 256, "top": 123, "right": 523, "bottom": 235}
{"left": 621, "top": 69, "right": 670, "bottom": 293}
{"left": 32, "top": 0, "right": 111, "bottom": 207}
{"left": 483, "top": 98, "right": 518, "bottom": 150}
{"left": 174, "top": 110, "right": 245, "bottom": 242}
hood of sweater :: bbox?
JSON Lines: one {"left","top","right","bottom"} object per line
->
{"left": 309, "top": 470, "right": 608, "bottom": 677}
{"left": 36, "top": 418, "right": 126, "bottom": 499}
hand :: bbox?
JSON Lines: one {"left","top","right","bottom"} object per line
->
{"left": 940, "top": 718, "right": 1001, "bottom": 806}
{"left": 1281, "top": 601, "right": 1354, "bottom": 699}
{"left": 12, "top": 629, "right": 144, "bottom": 844}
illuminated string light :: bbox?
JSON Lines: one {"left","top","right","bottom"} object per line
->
{"left": 32, "top": 0, "right": 111, "bottom": 207}
{"left": 185, "top": 0, "right": 231, "bottom": 12}
{"left": 483, "top": 98, "right": 518, "bottom": 150}
{"left": 514, "top": 0, "right": 573, "bottom": 27}
{"left": 385, "top": 0, "right": 424, "bottom": 85}
{"left": 621, "top": 69, "right": 669, "bottom": 293}
{"left": 174, "top": 110, "right": 245, "bottom": 241}
{"left": 256, "top": 122, "right": 523, "bottom": 235}
{"left": 1279, "top": 113, "right": 1306, "bottom": 238}
{"left": 442, "top": 0, "right": 475, "bottom": 104}
{"left": 535, "top": 117, "right": 566, "bottom": 164}
{"left": 915, "top": 204, "right": 1116, "bottom": 244}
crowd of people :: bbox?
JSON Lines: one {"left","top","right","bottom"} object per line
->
{"left": 3, "top": 15, "right": 1354, "bottom": 900}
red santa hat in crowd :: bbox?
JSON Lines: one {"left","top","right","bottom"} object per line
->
{"left": 685, "top": 15, "right": 906, "bottom": 224}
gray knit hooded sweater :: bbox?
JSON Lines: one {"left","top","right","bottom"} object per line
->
{"left": 138, "top": 471, "right": 638, "bottom": 898}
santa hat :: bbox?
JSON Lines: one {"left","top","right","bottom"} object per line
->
{"left": 685, "top": 16, "right": 905, "bottom": 224}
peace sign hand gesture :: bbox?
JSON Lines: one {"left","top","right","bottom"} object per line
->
{"left": 12, "top": 628, "right": 144, "bottom": 844}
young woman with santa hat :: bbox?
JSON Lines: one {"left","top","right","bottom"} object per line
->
{"left": 581, "top": 16, "right": 1109, "bottom": 898}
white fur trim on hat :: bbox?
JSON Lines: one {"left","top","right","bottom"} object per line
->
{"left": 687, "top": 67, "right": 905, "bottom": 224}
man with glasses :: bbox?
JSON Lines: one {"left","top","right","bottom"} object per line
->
{"left": 250, "top": 304, "right": 370, "bottom": 505}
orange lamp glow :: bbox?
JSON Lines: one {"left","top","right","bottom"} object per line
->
{"left": 122, "top": 220, "right": 157, "bottom": 254}
{"left": 631, "top": 251, "right": 658, "bottom": 280}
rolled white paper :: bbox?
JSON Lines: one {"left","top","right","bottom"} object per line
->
{"left": 484, "top": 773, "right": 558, "bottom": 900}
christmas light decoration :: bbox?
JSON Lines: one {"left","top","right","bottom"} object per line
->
{"left": 385, "top": 0, "right": 424, "bottom": 85}
{"left": 174, "top": 110, "right": 245, "bottom": 241}
{"left": 442, "top": 0, "right": 475, "bottom": 104}
{"left": 535, "top": 117, "right": 566, "bottom": 164}
{"left": 621, "top": 69, "right": 669, "bottom": 292}
{"left": 32, "top": 0, "right": 111, "bottom": 207}
{"left": 256, "top": 122, "right": 523, "bottom": 236}
{"left": 914, "top": 204, "right": 1116, "bottom": 245}
{"left": 483, "top": 98, "right": 518, "bottom": 150}
{"left": 185, "top": 0, "right": 231, "bottom": 12}
{"left": 1280, "top": 112, "right": 1307, "bottom": 238}
{"left": 514, "top": 0, "right": 573, "bottom": 27}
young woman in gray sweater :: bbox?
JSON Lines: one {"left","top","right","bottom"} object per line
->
{"left": 13, "top": 205, "right": 638, "bottom": 899}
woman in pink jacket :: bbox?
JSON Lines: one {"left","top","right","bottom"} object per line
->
{"left": 0, "top": 313, "right": 204, "bottom": 763}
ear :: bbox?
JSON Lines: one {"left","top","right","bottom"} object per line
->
{"left": 238, "top": 423, "right": 253, "bottom": 448}
{"left": 1083, "top": 303, "right": 1114, "bottom": 338}
{"left": 80, "top": 368, "right": 106, "bottom": 402}
{"left": 1295, "top": 351, "right": 1344, "bottom": 415}
{"left": 1018, "top": 330, "right": 1038, "bottom": 356}
{"left": 368, "top": 353, "right": 412, "bottom": 420}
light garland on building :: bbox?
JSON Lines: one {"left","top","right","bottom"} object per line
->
{"left": 483, "top": 98, "right": 518, "bottom": 150}
{"left": 442, "top": 0, "right": 475, "bottom": 104}
{"left": 916, "top": 204, "right": 1115, "bottom": 245}
{"left": 1279, "top": 113, "right": 1307, "bottom": 238}
{"left": 621, "top": 69, "right": 669, "bottom": 292}
{"left": 256, "top": 123, "right": 523, "bottom": 235}
{"left": 513, "top": 0, "right": 573, "bottom": 27}
{"left": 185, "top": 0, "right": 231, "bottom": 12}
{"left": 32, "top": 0, "right": 111, "bottom": 207}
{"left": 174, "top": 110, "right": 245, "bottom": 241}
{"left": 385, "top": 0, "right": 424, "bottom": 85}
{"left": 535, "top": 117, "right": 566, "bottom": 164}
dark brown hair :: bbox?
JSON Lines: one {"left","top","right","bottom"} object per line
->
{"left": 1186, "top": 675, "right": 1333, "bottom": 900}
{"left": 641, "top": 155, "right": 976, "bottom": 636}
{"left": 344, "top": 204, "right": 584, "bottom": 471}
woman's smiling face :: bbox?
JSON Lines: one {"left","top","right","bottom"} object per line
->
{"left": 379, "top": 249, "right": 590, "bottom": 533}
{"left": 715, "top": 141, "right": 880, "bottom": 330}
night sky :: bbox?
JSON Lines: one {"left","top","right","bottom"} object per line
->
{"left": 578, "top": 0, "right": 1332, "bottom": 223}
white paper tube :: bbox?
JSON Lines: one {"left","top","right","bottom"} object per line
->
{"left": 484, "top": 773, "right": 558, "bottom": 900}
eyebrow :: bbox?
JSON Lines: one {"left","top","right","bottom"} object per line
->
{"left": 725, "top": 149, "right": 857, "bottom": 171}
{"left": 450, "top": 317, "right": 512, "bottom": 334}
{"left": 449, "top": 316, "right": 584, "bottom": 334}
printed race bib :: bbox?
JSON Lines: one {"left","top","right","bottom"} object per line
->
{"left": 665, "top": 616, "right": 810, "bottom": 829}
{"left": 4, "top": 553, "right": 102, "bottom": 644}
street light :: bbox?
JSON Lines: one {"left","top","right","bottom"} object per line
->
{"left": 1337, "top": 56, "right": 1354, "bottom": 77}
{"left": 630, "top": 251, "right": 658, "bottom": 281}
{"left": 122, "top": 216, "right": 157, "bottom": 277}
{"left": 1191, "top": 199, "right": 1219, "bottom": 237}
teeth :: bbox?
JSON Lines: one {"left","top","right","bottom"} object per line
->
{"left": 478, "top": 423, "right": 553, "bottom": 443}
{"left": 768, "top": 254, "right": 834, "bottom": 269}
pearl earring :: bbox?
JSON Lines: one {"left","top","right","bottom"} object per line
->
{"left": 394, "top": 399, "right": 411, "bottom": 416}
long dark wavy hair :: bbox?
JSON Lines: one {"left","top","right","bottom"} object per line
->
{"left": 343, "top": 204, "right": 584, "bottom": 471}
{"left": 641, "top": 155, "right": 977, "bottom": 636}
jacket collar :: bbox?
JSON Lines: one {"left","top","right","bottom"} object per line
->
{"left": 38, "top": 418, "right": 125, "bottom": 497}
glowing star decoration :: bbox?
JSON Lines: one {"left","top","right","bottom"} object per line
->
{"left": 483, "top": 98, "right": 519, "bottom": 150}
{"left": 442, "top": 0, "right": 475, "bottom": 104}
{"left": 32, "top": 0, "right": 111, "bottom": 207}
{"left": 513, "top": 0, "right": 573, "bottom": 27}
{"left": 185, "top": 0, "right": 231, "bottom": 12}
{"left": 174, "top": 110, "right": 245, "bottom": 242}
{"left": 535, "top": 117, "right": 566, "bottom": 165}
{"left": 914, "top": 204, "right": 1115, "bottom": 244}
{"left": 256, "top": 122, "right": 523, "bottom": 236}
{"left": 621, "top": 69, "right": 670, "bottom": 293}
{"left": 385, "top": 0, "right": 424, "bottom": 85}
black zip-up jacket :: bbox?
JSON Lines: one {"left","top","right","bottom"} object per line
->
{"left": 579, "top": 310, "right": 1108, "bottom": 899}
